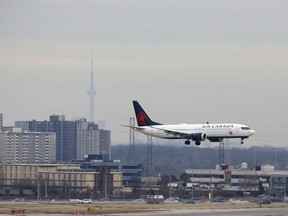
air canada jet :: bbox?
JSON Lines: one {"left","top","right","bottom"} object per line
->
{"left": 126, "top": 100, "right": 255, "bottom": 146}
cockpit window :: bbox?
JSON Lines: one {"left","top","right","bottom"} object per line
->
{"left": 241, "top": 127, "right": 251, "bottom": 130}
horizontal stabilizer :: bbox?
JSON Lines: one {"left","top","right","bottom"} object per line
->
{"left": 121, "top": 124, "right": 146, "bottom": 130}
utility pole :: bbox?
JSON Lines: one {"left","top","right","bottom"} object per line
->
{"left": 37, "top": 173, "right": 40, "bottom": 201}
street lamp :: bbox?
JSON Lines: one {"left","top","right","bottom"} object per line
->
{"left": 191, "top": 172, "right": 194, "bottom": 200}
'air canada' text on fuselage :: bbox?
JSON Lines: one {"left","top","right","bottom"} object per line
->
{"left": 201, "top": 124, "right": 234, "bottom": 129}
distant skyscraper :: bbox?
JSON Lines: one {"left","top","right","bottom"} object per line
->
{"left": 87, "top": 53, "right": 97, "bottom": 122}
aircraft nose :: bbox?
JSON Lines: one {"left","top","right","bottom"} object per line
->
{"left": 250, "top": 130, "right": 255, "bottom": 135}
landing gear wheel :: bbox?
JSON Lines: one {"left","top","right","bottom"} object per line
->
{"left": 195, "top": 141, "right": 201, "bottom": 146}
{"left": 240, "top": 139, "right": 244, "bottom": 144}
{"left": 185, "top": 140, "right": 191, "bottom": 145}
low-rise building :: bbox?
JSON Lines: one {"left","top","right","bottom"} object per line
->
{"left": 185, "top": 164, "right": 288, "bottom": 197}
{"left": 76, "top": 155, "right": 143, "bottom": 185}
{"left": 0, "top": 164, "right": 122, "bottom": 199}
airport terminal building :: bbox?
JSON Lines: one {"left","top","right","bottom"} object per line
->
{"left": 185, "top": 164, "right": 288, "bottom": 198}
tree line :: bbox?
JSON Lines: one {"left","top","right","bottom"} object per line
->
{"left": 111, "top": 143, "right": 288, "bottom": 176}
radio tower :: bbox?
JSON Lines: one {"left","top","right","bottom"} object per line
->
{"left": 87, "top": 52, "right": 97, "bottom": 122}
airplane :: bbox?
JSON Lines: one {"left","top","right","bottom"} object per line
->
{"left": 126, "top": 100, "right": 255, "bottom": 146}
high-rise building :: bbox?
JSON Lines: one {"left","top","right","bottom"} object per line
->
{"left": 16, "top": 115, "right": 111, "bottom": 162}
{"left": 76, "top": 119, "right": 100, "bottom": 159}
{"left": 0, "top": 128, "right": 56, "bottom": 164}
{"left": 99, "top": 129, "right": 111, "bottom": 160}
{"left": 16, "top": 115, "right": 77, "bottom": 162}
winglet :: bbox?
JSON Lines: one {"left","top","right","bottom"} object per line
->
{"left": 133, "top": 100, "right": 162, "bottom": 126}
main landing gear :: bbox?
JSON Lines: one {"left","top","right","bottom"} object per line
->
{"left": 185, "top": 140, "right": 201, "bottom": 146}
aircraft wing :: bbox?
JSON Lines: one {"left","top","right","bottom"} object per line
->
{"left": 152, "top": 126, "right": 192, "bottom": 138}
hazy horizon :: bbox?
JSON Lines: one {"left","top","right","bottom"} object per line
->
{"left": 1, "top": 0, "right": 288, "bottom": 147}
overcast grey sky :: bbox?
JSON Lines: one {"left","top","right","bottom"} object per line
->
{"left": 1, "top": 0, "right": 288, "bottom": 147}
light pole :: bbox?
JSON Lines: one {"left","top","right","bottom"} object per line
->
{"left": 169, "top": 175, "right": 171, "bottom": 198}
{"left": 284, "top": 177, "right": 287, "bottom": 199}
{"left": 191, "top": 186, "right": 194, "bottom": 200}
{"left": 253, "top": 146, "right": 256, "bottom": 168}
{"left": 275, "top": 148, "right": 278, "bottom": 170}
{"left": 104, "top": 172, "right": 107, "bottom": 199}
{"left": 209, "top": 173, "right": 214, "bottom": 200}
{"left": 191, "top": 172, "right": 194, "bottom": 200}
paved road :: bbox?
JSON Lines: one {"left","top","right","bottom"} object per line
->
{"left": 111, "top": 208, "right": 288, "bottom": 216}
{"left": 1, "top": 200, "right": 287, "bottom": 215}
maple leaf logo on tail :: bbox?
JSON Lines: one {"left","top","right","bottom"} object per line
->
{"left": 137, "top": 113, "right": 147, "bottom": 125}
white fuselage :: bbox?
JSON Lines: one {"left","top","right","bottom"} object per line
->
{"left": 135, "top": 123, "right": 255, "bottom": 140}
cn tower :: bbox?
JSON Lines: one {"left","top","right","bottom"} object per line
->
{"left": 87, "top": 52, "right": 97, "bottom": 122}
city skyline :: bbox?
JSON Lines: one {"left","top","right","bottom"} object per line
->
{"left": 1, "top": 0, "right": 288, "bottom": 147}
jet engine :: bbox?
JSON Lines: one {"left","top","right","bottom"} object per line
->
{"left": 191, "top": 132, "right": 207, "bottom": 141}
